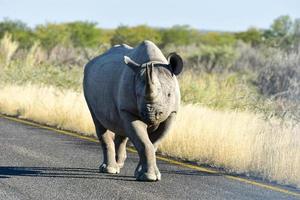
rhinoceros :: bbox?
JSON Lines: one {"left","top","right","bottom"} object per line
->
{"left": 83, "top": 40, "right": 183, "bottom": 181}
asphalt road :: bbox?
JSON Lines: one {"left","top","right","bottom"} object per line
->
{"left": 0, "top": 116, "right": 299, "bottom": 200}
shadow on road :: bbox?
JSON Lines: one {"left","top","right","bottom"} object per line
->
{"left": 0, "top": 166, "right": 135, "bottom": 181}
{"left": 0, "top": 166, "right": 219, "bottom": 181}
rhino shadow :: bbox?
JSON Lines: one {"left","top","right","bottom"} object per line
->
{"left": 0, "top": 166, "right": 135, "bottom": 181}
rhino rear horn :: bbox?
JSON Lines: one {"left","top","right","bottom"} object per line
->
{"left": 167, "top": 53, "right": 183, "bottom": 75}
{"left": 124, "top": 56, "right": 141, "bottom": 73}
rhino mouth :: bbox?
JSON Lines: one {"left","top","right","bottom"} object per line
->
{"left": 140, "top": 111, "right": 163, "bottom": 125}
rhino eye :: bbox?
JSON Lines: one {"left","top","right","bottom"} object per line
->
{"left": 167, "top": 93, "right": 171, "bottom": 97}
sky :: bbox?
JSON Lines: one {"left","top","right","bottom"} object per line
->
{"left": 0, "top": 0, "right": 299, "bottom": 31}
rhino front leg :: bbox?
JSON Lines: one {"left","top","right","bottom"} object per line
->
{"left": 149, "top": 112, "right": 176, "bottom": 151}
{"left": 96, "top": 125, "right": 120, "bottom": 174}
{"left": 121, "top": 112, "right": 160, "bottom": 181}
{"left": 134, "top": 113, "right": 176, "bottom": 178}
{"left": 115, "top": 135, "right": 128, "bottom": 168}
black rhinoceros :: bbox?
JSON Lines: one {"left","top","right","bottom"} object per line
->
{"left": 83, "top": 40, "right": 183, "bottom": 181}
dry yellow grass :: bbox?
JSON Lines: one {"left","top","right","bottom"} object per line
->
{"left": 0, "top": 84, "right": 299, "bottom": 187}
{"left": 0, "top": 33, "right": 19, "bottom": 67}
{"left": 0, "top": 84, "right": 94, "bottom": 135}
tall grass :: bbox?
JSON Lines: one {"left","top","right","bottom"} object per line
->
{"left": 0, "top": 84, "right": 299, "bottom": 188}
{"left": 179, "top": 71, "right": 263, "bottom": 111}
{"left": 0, "top": 33, "right": 18, "bottom": 67}
{"left": 0, "top": 84, "right": 94, "bottom": 134}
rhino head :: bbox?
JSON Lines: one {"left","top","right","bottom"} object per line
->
{"left": 124, "top": 53, "right": 183, "bottom": 125}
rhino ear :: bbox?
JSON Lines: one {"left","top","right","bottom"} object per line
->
{"left": 124, "top": 56, "right": 141, "bottom": 73}
{"left": 167, "top": 53, "right": 183, "bottom": 75}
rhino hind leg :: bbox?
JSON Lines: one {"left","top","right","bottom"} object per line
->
{"left": 115, "top": 135, "right": 128, "bottom": 168}
{"left": 93, "top": 122, "right": 120, "bottom": 174}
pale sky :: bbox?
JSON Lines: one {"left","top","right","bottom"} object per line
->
{"left": 0, "top": 0, "right": 299, "bottom": 31}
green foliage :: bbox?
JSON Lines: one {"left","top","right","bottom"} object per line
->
{"left": 110, "top": 25, "right": 162, "bottom": 46}
{"left": 0, "top": 19, "right": 35, "bottom": 48}
{"left": 66, "top": 21, "right": 102, "bottom": 48}
{"left": 235, "top": 28, "right": 263, "bottom": 46}
{"left": 291, "top": 18, "right": 300, "bottom": 48}
{"left": 189, "top": 45, "right": 237, "bottom": 73}
{"left": 271, "top": 15, "right": 293, "bottom": 37}
{"left": 35, "top": 23, "right": 71, "bottom": 50}
{"left": 160, "top": 25, "right": 199, "bottom": 47}
{"left": 294, "top": 18, "right": 300, "bottom": 36}
{"left": 100, "top": 29, "right": 115, "bottom": 44}
{"left": 198, "top": 32, "right": 236, "bottom": 46}
{"left": 263, "top": 15, "right": 297, "bottom": 49}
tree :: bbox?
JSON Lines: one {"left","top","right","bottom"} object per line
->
{"left": 66, "top": 21, "right": 102, "bottom": 48}
{"left": 35, "top": 23, "right": 71, "bottom": 50}
{"left": 264, "top": 15, "right": 294, "bottom": 48}
{"left": 161, "top": 25, "right": 197, "bottom": 46}
{"left": 293, "top": 18, "right": 300, "bottom": 36}
{"left": 270, "top": 15, "right": 293, "bottom": 37}
{"left": 189, "top": 45, "right": 237, "bottom": 73}
{"left": 235, "top": 28, "right": 263, "bottom": 46}
{"left": 198, "top": 32, "right": 236, "bottom": 46}
{"left": 110, "top": 25, "right": 162, "bottom": 46}
{"left": 160, "top": 25, "right": 198, "bottom": 47}
{"left": 290, "top": 18, "right": 300, "bottom": 48}
{"left": 0, "top": 18, "right": 35, "bottom": 48}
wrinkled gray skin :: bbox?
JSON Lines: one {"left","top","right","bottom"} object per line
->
{"left": 83, "top": 40, "right": 183, "bottom": 181}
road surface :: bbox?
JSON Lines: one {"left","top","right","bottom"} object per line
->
{"left": 0, "top": 116, "right": 299, "bottom": 200}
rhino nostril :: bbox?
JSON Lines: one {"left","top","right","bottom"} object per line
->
{"left": 155, "top": 112, "right": 163, "bottom": 120}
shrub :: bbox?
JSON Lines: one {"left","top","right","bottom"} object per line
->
{"left": 198, "top": 32, "right": 236, "bottom": 46}
{"left": 232, "top": 41, "right": 266, "bottom": 72}
{"left": 256, "top": 48, "right": 300, "bottom": 121}
{"left": 235, "top": 28, "right": 263, "bottom": 47}
{"left": 110, "top": 25, "right": 162, "bottom": 46}
{"left": 0, "top": 19, "right": 35, "bottom": 48}
{"left": 188, "top": 45, "right": 237, "bottom": 73}
{"left": 66, "top": 21, "right": 102, "bottom": 48}
{"left": 160, "top": 25, "right": 199, "bottom": 47}
{"left": 257, "top": 49, "right": 300, "bottom": 99}
{"left": 35, "top": 23, "right": 71, "bottom": 51}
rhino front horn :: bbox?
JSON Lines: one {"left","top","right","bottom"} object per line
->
{"left": 145, "top": 63, "right": 157, "bottom": 101}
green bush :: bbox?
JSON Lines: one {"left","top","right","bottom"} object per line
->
{"left": 66, "top": 21, "right": 103, "bottom": 48}
{"left": 188, "top": 45, "right": 237, "bottom": 73}
{"left": 160, "top": 25, "right": 199, "bottom": 47}
{"left": 110, "top": 25, "right": 162, "bottom": 46}
{"left": 35, "top": 23, "right": 71, "bottom": 50}
{"left": 0, "top": 19, "right": 35, "bottom": 48}
{"left": 235, "top": 28, "right": 263, "bottom": 47}
{"left": 198, "top": 32, "right": 236, "bottom": 46}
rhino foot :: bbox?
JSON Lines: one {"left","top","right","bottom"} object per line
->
{"left": 135, "top": 166, "right": 161, "bottom": 181}
{"left": 117, "top": 162, "right": 125, "bottom": 169}
{"left": 99, "top": 163, "right": 120, "bottom": 174}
